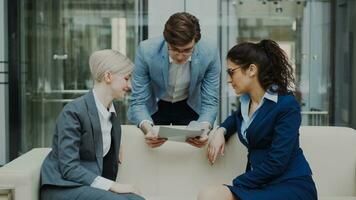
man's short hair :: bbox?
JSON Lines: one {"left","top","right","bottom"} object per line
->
{"left": 163, "top": 12, "right": 201, "bottom": 46}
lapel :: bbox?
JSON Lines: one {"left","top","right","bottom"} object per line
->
{"left": 160, "top": 42, "right": 170, "bottom": 90}
{"left": 246, "top": 100, "right": 276, "bottom": 145}
{"left": 189, "top": 50, "right": 200, "bottom": 96}
{"left": 235, "top": 110, "right": 249, "bottom": 147}
{"left": 84, "top": 90, "right": 104, "bottom": 172}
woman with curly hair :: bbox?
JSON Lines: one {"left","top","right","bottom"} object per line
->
{"left": 198, "top": 39, "right": 317, "bottom": 200}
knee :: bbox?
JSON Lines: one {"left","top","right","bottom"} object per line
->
{"left": 197, "top": 186, "right": 220, "bottom": 200}
{"left": 133, "top": 194, "right": 145, "bottom": 200}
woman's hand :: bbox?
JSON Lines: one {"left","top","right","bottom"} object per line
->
{"left": 109, "top": 182, "right": 142, "bottom": 196}
{"left": 207, "top": 128, "right": 226, "bottom": 165}
{"left": 118, "top": 146, "right": 123, "bottom": 164}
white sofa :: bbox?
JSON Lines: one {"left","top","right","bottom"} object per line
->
{"left": 0, "top": 126, "right": 355, "bottom": 200}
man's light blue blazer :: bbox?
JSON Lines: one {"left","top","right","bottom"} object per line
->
{"left": 128, "top": 36, "right": 221, "bottom": 126}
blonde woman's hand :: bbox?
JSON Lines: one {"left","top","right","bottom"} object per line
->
{"left": 109, "top": 183, "right": 142, "bottom": 196}
{"left": 118, "top": 146, "right": 123, "bottom": 164}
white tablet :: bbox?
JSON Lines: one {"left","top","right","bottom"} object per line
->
{"left": 158, "top": 126, "right": 204, "bottom": 142}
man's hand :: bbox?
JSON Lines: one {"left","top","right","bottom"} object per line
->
{"left": 186, "top": 121, "right": 211, "bottom": 148}
{"left": 186, "top": 133, "right": 209, "bottom": 148}
{"left": 141, "top": 121, "right": 167, "bottom": 148}
{"left": 109, "top": 183, "right": 142, "bottom": 196}
{"left": 207, "top": 127, "right": 225, "bottom": 165}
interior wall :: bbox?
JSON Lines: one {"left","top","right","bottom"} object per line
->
{"left": 148, "top": 0, "right": 218, "bottom": 46}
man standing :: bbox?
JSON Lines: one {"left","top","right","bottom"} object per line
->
{"left": 128, "top": 12, "right": 221, "bottom": 148}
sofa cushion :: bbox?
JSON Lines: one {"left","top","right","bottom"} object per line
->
{"left": 300, "top": 126, "right": 356, "bottom": 196}
{"left": 319, "top": 197, "right": 356, "bottom": 200}
{"left": 145, "top": 195, "right": 193, "bottom": 200}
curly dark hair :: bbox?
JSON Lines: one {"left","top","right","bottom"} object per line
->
{"left": 163, "top": 12, "right": 201, "bottom": 46}
{"left": 226, "top": 39, "right": 295, "bottom": 94}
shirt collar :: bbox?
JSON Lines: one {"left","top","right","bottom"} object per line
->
{"left": 264, "top": 90, "right": 278, "bottom": 103}
{"left": 239, "top": 90, "right": 278, "bottom": 104}
{"left": 168, "top": 56, "right": 192, "bottom": 64}
{"left": 93, "top": 90, "right": 116, "bottom": 120}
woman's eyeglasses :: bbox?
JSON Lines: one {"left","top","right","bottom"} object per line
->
{"left": 226, "top": 67, "right": 240, "bottom": 77}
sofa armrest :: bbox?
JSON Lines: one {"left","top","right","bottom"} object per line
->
{"left": 0, "top": 189, "right": 13, "bottom": 200}
{"left": 0, "top": 148, "right": 51, "bottom": 200}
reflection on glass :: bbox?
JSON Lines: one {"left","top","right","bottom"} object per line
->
{"left": 19, "top": 0, "right": 145, "bottom": 153}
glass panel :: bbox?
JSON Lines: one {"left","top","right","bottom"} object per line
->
{"left": 19, "top": 0, "right": 145, "bottom": 153}
{"left": 222, "top": 0, "right": 331, "bottom": 126}
{"left": 334, "top": 0, "right": 356, "bottom": 127}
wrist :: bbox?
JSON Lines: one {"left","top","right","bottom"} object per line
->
{"left": 141, "top": 121, "right": 153, "bottom": 135}
{"left": 214, "top": 127, "right": 226, "bottom": 139}
{"left": 201, "top": 122, "right": 212, "bottom": 130}
{"left": 109, "top": 182, "right": 117, "bottom": 192}
{"left": 218, "top": 127, "right": 226, "bottom": 135}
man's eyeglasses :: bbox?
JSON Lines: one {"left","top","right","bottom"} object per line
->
{"left": 168, "top": 46, "right": 194, "bottom": 56}
{"left": 226, "top": 67, "right": 240, "bottom": 77}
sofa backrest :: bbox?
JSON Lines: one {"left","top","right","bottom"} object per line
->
{"left": 0, "top": 126, "right": 355, "bottom": 200}
{"left": 119, "top": 125, "right": 356, "bottom": 197}
{"left": 118, "top": 125, "right": 247, "bottom": 197}
{"left": 299, "top": 126, "right": 356, "bottom": 196}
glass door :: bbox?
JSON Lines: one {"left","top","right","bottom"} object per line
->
{"left": 18, "top": 0, "right": 147, "bottom": 154}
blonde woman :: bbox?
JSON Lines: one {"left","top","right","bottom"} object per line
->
{"left": 40, "top": 50, "right": 145, "bottom": 200}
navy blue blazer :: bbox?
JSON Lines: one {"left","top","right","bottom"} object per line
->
{"left": 221, "top": 94, "right": 312, "bottom": 189}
